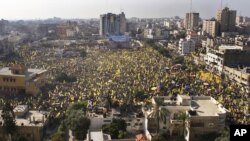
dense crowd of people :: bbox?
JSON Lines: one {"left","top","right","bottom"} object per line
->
{"left": 0, "top": 45, "right": 249, "bottom": 125}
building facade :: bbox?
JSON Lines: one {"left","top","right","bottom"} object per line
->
{"left": 179, "top": 39, "right": 196, "bottom": 55}
{"left": 203, "top": 20, "right": 219, "bottom": 37}
{"left": 224, "top": 66, "right": 250, "bottom": 86}
{"left": 188, "top": 96, "right": 227, "bottom": 141}
{"left": 0, "top": 105, "right": 50, "bottom": 141}
{"left": 216, "top": 7, "right": 237, "bottom": 33}
{"left": 100, "top": 12, "right": 127, "bottom": 36}
{"left": 143, "top": 95, "right": 227, "bottom": 141}
{"left": 0, "top": 64, "right": 47, "bottom": 95}
{"left": 184, "top": 13, "right": 199, "bottom": 30}
{"left": 204, "top": 45, "right": 250, "bottom": 74}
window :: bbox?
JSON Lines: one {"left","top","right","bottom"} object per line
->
{"left": 208, "top": 123, "right": 214, "bottom": 127}
{"left": 103, "top": 120, "right": 111, "bottom": 122}
{"left": 191, "top": 122, "right": 204, "bottom": 127}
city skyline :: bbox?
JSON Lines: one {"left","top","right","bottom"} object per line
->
{"left": 0, "top": 0, "right": 250, "bottom": 20}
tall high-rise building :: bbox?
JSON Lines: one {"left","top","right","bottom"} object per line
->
{"left": 216, "top": 7, "right": 236, "bottom": 33}
{"left": 203, "top": 19, "right": 219, "bottom": 37}
{"left": 184, "top": 12, "right": 199, "bottom": 30}
{"left": 100, "top": 12, "right": 127, "bottom": 36}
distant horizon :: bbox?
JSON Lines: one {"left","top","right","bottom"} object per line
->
{"left": 0, "top": 0, "right": 250, "bottom": 20}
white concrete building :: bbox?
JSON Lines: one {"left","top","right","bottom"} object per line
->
{"left": 179, "top": 39, "right": 196, "bottom": 55}
{"left": 88, "top": 108, "right": 145, "bottom": 133}
{"left": 204, "top": 45, "right": 243, "bottom": 74}
{"left": 164, "top": 21, "right": 171, "bottom": 28}
{"left": 0, "top": 105, "right": 50, "bottom": 141}
{"left": 143, "top": 95, "right": 227, "bottom": 141}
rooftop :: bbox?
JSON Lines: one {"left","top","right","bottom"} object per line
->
{"left": 90, "top": 131, "right": 104, "bottom": 141}
{"left": 219, "top": 45, "right": 243, "bottom": 51}
{"left": 86, "top": 130, "right": 111, "bottom": 141}
{"left": 191, "top": 96, "right": 226, "bottom": 116}
{"left": 0, "top": 67, "right": 46, "bottom": 77}
{"left": 0, "top": 110, "right": 49, "bottom": 127}
{"left": 14, "top": 105, "right": 28, "bottom": 113}
{"left": 151, "top": 95, "right": 226, "bottom": 117}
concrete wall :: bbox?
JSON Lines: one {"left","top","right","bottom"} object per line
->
{"left": 0, "top": 126, "right": 44, "bottom": 141}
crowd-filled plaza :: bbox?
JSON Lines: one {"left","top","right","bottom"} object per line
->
{"left": 0, "top": 45, "right": 249, "bottom": 125}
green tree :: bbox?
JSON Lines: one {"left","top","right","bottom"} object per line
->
{"left": 172, "top": 56, "right": 184, "bottom": 65}
{"left": 65, "top": 110, "right": 90, "bottom": 140}
{"left": 102, "top": 119, "right": 127, "bottom": 139}
{"left": 151, "top": 134, "right": 167, "bottom": 141}
{"left": 50, "top": 132, "right": 65, "bottom": 141}
{"left": 148, "top": 98, "right": 170, "bottom": 135}
{"left": 1, "top": 101, "right": 17, "bottom": 141}
{"left": 65, "top": 102, "right": 87, "bottom": 116}
{"left": 214, "top": 128, "right": 229, "bottom": 141}
{"left": 17, "top": 136, "right": 27, "bottom": 141}
{"left": 175, "top": 111, "right": 190, "bottom": 137}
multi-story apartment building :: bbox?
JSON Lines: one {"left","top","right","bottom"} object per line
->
{"left": 179, "top": 39, "right": 196, "bottom": 55}
{"left": 184, "top": 13, "right": 199, "bottom": 30}
{"left": 0, "top": 64, "right": 47, "bottom": 95}
{"left": 100, "top": 12, "right": 127, "bottom": 36}
{"left": 87, "top": 107, "right": 145, "bottom": 133}
{"left": 203, "top": 19, "right": 219, "bottom": 37}
{"left": 236, "top": 16, "right": 250, "bottom": 25}
{"left": 143, "top": 95, "right": 227, "bottom": 141}
{"left": 56, "top": 21, "right": 79, "bottom": 39}
{"left": 0, "top": 105, "right": 50, "bottom": 141}
{"left": 186, "top": 30, "right": 200, "bottom": 47}
{"left": 205, "top": 44, "right": 250, "bottom": 74}
{"left": 188, "top": 96, "right": 227, "bottom": 141}
{"left": 216, "top": 7, "right": 237, "bottom": 34}
{"left": 223, "top": 66, "right": 250, "bottom": 86}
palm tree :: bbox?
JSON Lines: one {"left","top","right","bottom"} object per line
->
{"left": 148, "top": 97, "right": 170, "bottom": 135}
{"left": 175, "top": 111, "right": 190, "bottom": 137}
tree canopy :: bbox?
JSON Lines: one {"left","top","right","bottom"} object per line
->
{"left": 102, "top": 118, "right": 127, "bottom": 139}
{"left": 65, "top": 110, "right": 90, "bottom": 140}
{"left": 1, "top": 101, "right": 17, "bottom": 135}
{"left": 65, "top": 102, "right": 87, "bottom": 116}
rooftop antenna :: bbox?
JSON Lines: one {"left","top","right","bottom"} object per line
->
{"left": 189, "top": 0, "right": 192, "bottom": 30}
{"left": 119, "top": 0, "right": 123, "bottom": 13}
{"left": 221, "top": 0, "right": 223, "bottom": 9}
{"left": 190, "top": 0, "right": 193, "bottom": 13}
{"left": 106, "top": 0, "right": 109, "bottom": 13}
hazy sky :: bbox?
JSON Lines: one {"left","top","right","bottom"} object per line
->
{"left": 0, "top": 0, "right": 249, "bottom": 20}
